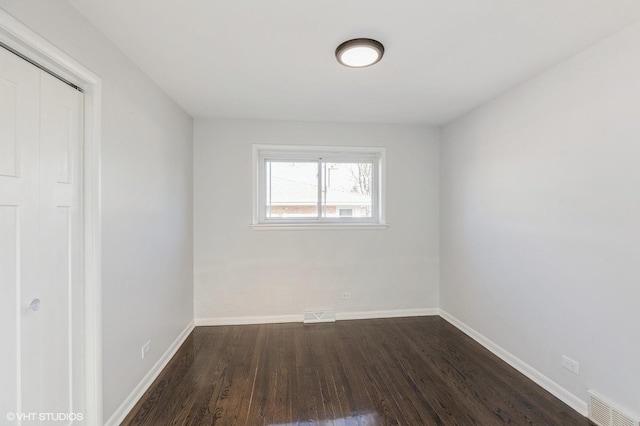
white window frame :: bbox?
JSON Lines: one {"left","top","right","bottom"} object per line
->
{"left": 252, "top": 144, "right": 387, "bottom": 229}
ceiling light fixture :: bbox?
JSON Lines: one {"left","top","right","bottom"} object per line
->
{"left": 335, "top": 38, "right": 384, "bottom": 68}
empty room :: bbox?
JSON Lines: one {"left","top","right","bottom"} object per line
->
{"left": 1, "top": 0, "right": 639, "bottom": 425}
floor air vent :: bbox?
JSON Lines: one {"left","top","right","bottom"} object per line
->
{"left": 588, "top": 390, "right": 639, "bottom": 426}
{"left": 303, "top": 310, "right": 336, "bottom": 324}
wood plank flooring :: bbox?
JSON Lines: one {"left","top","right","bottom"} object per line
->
{"left": 122, "top": 317, "right": 594, "bottom": 425}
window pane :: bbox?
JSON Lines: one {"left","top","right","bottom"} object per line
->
{"left": 323, "top": 162, "right": 373, "bottom": 218}
{"left": 266, "top": 161, "right": 318, "bottom": 218}
{"left": 255, "top": 145, "right": 384, "bottom": 225}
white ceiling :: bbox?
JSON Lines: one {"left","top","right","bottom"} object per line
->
{"left": 68, "top": 0, "right": 640, "bottom": 125}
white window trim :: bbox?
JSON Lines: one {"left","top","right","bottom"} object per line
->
{"left": 252, "top": 144, "right": 387, "bottom": 230}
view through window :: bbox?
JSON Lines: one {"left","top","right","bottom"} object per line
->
{"left": 266, "top": 161, "right": 373, "bottom": 219}
{"left": 254, "top": 145, "right": 385, "bottom": 225}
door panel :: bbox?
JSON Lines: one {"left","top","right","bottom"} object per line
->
{"left": 0, "top": 47, "right": 39, "bottom": 182}
{"left": 0, "top": 47, "right": 84, "bottom": 425}
{"left": 47, "top": 103, "right": 72, "bottom": 184}
{"left": 0, "top": 78, "right": 18, "bottom": 177}
{"left": 34, "top": 70, "right": 83, "bottom": 424}
{"left": 40, "top": 206, "right": 71, "bottom": 416}
{"left": 0, "top": 45, "right": 40, "bottom": 423}
{"left": 0, "top": 206, "right": 18, "bottom": 419}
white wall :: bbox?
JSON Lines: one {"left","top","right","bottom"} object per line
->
{"left": 440, "top": 21, "right": 640, "bottom": 415}
{"left": 0, "top": 0, "right": 194, "bottom": 421}
{"left": 194, "top": 119, "right": 439, "bottom": 322}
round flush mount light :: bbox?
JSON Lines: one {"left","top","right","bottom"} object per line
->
{"left": 335, "top": 38, "right": 384, "bottom": 68}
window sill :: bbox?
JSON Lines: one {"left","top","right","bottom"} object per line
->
{"left": 250, "top": 223, "right": 389, "bottom": 231}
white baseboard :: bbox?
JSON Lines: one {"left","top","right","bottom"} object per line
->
{"left": 195, "top": 308, "right": 439, "bottom": 327}
{"left": 336, "top": 308, "right": 439, "bottom": 321}
{"left": 195, "top": 314, "right": 303, "bottom": 326}
{"left": 438, "top": 309, "right": 588, "bottom": 416}
{"left": 104, "top": 320, "right": 195, "bottom": 426}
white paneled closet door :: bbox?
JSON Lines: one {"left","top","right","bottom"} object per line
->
{"left": 0, "top": 47, "right": 84, "bottom": 425}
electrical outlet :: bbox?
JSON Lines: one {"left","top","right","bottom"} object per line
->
{"left": 562, "top": 355, "right": 580, "bottom": 375}
{"left": 141, "top": 341, "right": 151, "bottom": 359}
{"left": 340, "top": 292, "right": 352, "bottom": 300}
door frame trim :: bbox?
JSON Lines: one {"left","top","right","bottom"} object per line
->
{"left": 0, "top": 9, "right": 103, "bottom": 424}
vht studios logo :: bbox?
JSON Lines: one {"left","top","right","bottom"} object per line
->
{"left": 6, "top": 412, "right": 84, "bottom": 422}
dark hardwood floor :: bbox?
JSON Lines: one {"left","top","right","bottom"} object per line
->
{"left": 122, "top": 317, "right": 593, "bottom": 425}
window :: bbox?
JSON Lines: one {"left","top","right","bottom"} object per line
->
{"left": 252, "top": 145, "right": 386, "bottom": 227}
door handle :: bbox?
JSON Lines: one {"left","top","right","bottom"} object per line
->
{"left": 28, "top": 299, "right": 41, "bottom": 311}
